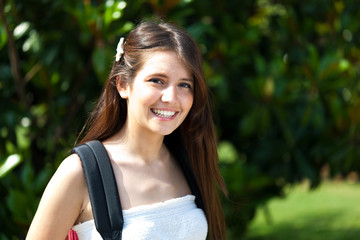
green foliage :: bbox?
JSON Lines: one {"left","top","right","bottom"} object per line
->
{"left": 211, "top": 0, "right": 360, "bottom": 236}
{"left": 1, "top": 0, "right": 359, "bottom": 239}
{"left": 0, "top": 161, "right": 53, "bottom": 239}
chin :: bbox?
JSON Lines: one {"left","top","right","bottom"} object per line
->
{"left": 148, "top": 123, "right": 179, "bottom": 136}
{"left": 161, "top": 130, "right": 176, "bottom": 136}
{"left": 154, "top": 128, "right": 177, "bottom": 136}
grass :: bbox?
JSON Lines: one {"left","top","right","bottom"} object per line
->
{"left": 243, "top": 180, "right": 360, "bottom": 240}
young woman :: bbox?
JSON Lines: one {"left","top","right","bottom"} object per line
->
{"left": 26, "top": 21, "right": 227, "bottom": 240}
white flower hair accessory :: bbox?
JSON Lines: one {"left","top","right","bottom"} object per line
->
{"left": 115, "top": 37, "right": 125, "bottom": 62}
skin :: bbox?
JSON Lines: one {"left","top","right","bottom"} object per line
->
{"left": 26, "top": 51, "right": 194, "bottom": 239}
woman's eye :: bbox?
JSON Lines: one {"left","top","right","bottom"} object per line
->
{"left": 179, "top": 82, "right": 192, "bottom": 89}
{"left": 149, "top": 78, "right": 162, "bottom": 84}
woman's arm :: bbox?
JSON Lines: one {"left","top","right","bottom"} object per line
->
{"left": 26, "top": 154, "right": 86, "bottom": 240}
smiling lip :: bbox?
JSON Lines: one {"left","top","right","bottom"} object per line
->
{"left": 151, "top": 108, "right": 178, "bottom": 119}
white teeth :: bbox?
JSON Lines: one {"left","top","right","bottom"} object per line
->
{"left": 152, "top": 109, "right": 176, "bottom": 118}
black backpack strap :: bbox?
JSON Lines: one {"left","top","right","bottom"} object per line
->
{"left": 71, "top": 140, "right": 123, "bottom": 240}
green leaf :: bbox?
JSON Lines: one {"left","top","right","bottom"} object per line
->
{"left": 15, "top": 125, "right": 30, "bottom": 150}
{"left": 13, "top": 22, "right": 31, "bottom": 39}
{"left": 21, "top": 162, "right": 35, "bottom": 192}
{"left": 0, "top": 154, "right": 22, "bottom": 178}
{"left": 218, "top": 141, "right": 239, "bottom": 164}
{"left": 0, "top": 24, "right": 7, "bottom": 50}
{"left": 6, "top": 189, "right": 31, "bottom": 225}
{"left": 92, "top": 45, "right": 113, "bottom": 82}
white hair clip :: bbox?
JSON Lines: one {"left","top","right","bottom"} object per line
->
{"left": 115, "top": 37, "right": 125, "bottom": 62}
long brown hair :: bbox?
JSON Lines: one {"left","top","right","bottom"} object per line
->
{"left": 77, "top": 21, "right": 227, "bottom": 240}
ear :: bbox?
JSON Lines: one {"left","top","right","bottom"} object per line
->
{"left": 116, "top": 75, "right": 129, "bottom": 99}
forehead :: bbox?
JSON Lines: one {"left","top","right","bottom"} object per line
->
{"left": 137, "top": 51, "right": 192, "bottom": 78}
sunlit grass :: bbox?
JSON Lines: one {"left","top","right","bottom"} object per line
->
{"left": 244, "top": 180, "right": 360, "bottom": 240}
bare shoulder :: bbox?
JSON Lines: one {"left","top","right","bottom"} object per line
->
{"left": 47, "top": 153, "right": 88, "bottom": 205}
{"left": 26, "top": 153, "right": 86, "bottom": 240}
{"left": 56, "top": 153, "right": 84, "bottom": 179}
{"left": 46, "top": 153, "right": 87, "bottom": 193}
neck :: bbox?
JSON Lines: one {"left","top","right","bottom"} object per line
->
{"left": 108, "top": 120, "right": 166, "bottom": 163}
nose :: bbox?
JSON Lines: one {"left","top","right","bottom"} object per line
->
{"left": 161, "top": 86, "right": 177, "bottom": 103}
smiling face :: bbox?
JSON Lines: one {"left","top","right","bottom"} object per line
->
{"left": 118, "top": 51, "right": 194, "bottom": 137}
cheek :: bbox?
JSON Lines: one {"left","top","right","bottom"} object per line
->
{"left": 183, "top": 95, "right": 194, "bottom": 113}
{"left": 131, "top": 85, "right": 156, "bottom": 102}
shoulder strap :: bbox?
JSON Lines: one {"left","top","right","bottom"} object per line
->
{"left": 71, "top": 140, "right": 123, "bottom": 240}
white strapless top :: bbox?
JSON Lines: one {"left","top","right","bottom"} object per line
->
{"left": 72, "top": 195, "right": 208, "bottom": 240}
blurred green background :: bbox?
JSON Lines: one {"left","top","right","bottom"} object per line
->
{"left": 1, "top": 0, "right": 359, "bottom": 239}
